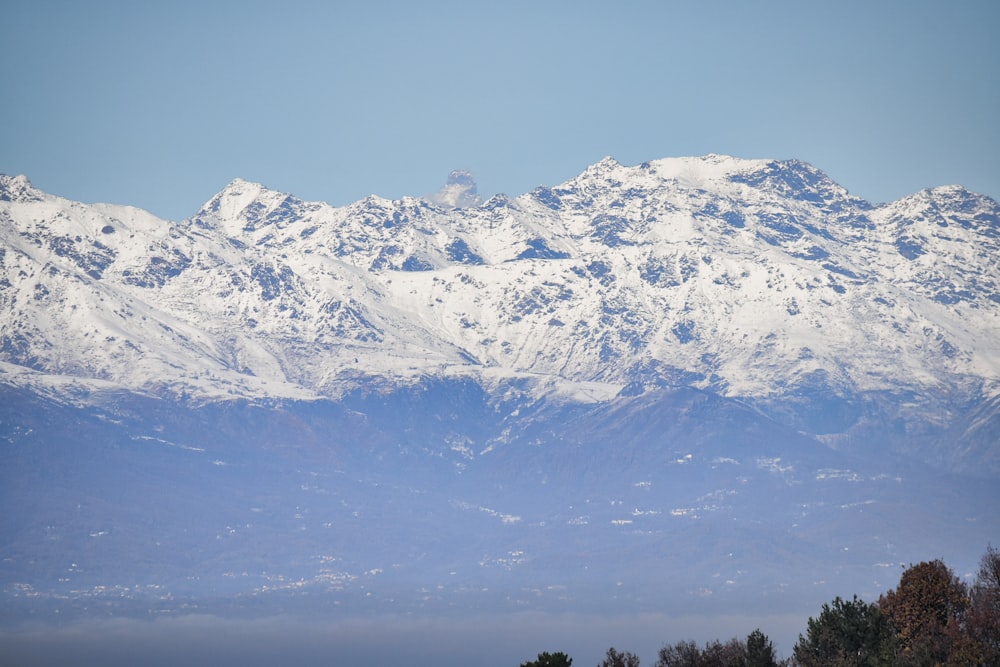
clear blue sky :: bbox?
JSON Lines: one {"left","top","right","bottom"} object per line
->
{"left": 2, "top": 0, "right": 998, "bottom": 221}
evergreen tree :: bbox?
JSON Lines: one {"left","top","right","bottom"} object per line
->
{"left": 745, "top": 629, "right": 779, "bottom": 667}
{"left": 793, "top": 595, "right": 897, "bottom": 666}
{"left": 521, "top": 651, "right": 573, "bottom": 667}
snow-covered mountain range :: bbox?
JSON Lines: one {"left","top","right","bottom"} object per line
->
{"left": 2, "top": 156, "right": 999, "bottom": 624}
{"left": 2, "top": 155, "right": 998, "bottom": 471}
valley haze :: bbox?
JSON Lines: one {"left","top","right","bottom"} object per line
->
{"left": 1, "top": 155, "right": 998, "bottom": 664}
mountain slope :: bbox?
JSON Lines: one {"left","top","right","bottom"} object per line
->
{"left": 2, "top": 157, "right": 999, "bottom": 624}
{"left": 2, "top": 380, "right": 996, "bottom": 621}
{"left": 2, "top": 157, "right": 998, "bottom": 468}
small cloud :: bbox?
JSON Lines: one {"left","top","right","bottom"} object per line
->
{"left": 428, "top": 169, "right": 482, "bottom": 208}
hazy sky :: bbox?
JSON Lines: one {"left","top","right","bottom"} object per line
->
{"left": 2, "top": 0, "right": 998, "bottom": 221}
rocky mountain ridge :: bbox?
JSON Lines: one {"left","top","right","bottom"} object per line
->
{"left": 1, "top": 156, "right": 999, "bottom": 474}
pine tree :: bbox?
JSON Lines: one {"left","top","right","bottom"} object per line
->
{"left": 793, "top": 595, "right": 897, "bottom": 666}
{"left": 521, "top": 651, "right": 573, "bottom": 667}
{"left": 745, "top": 629, "right": 778, "bottom": 667}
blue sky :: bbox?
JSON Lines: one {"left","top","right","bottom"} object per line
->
{"left": 2, "top": 0, "right": 998, "bottom": 221}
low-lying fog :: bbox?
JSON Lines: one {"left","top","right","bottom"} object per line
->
{"left": 2, "top": 612, "right": 808, "bottom": 666}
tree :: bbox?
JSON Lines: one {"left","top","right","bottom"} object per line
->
{"left": 878, "top": 559, "right": 969, "bottom": 665}
{"left": 745, "top": 629, "right": 779, "bottom": 667}
{"left": 655, "top": 639, "right": 702, "bottom": 667}
{"left": 968, "top": 545, "right": 1000, "bottom": 664}
{"left": 699, "top": 639, "right": 747, "bottom": 667}
{"left": 599, "top": 646, "right": 640, "bottom": 667}
{"left": 521, "top": 651, "right": 573, "bottom": 667}
{"left": 793, "top": 595, "right": 897, "bottom": 666}
{"left": 654, "top": 638, "right": 745, "bottom": 667}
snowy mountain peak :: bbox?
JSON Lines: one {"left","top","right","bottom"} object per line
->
{"left": 0, "top": 174, "right": 43, "bottom": 202}
{"left": 192, "top": 178, "right": 313, "bottom": 235}
{"left": 593, "top": 155, "right": 622, "bottom": 169}
{"left": 557, "top": 155, "right": 847, "bottom": 205}
{"left": 876, "top": 184, "right": 1000, "bottom": 233}
{"left": 643, "top": 154, "right": 769, "bottom": 184}
{"left": 204, "top": 177, "right": 270, "bottom": 211}
{"left": 918, "top": 183, "right": 997, "bottom": 209}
